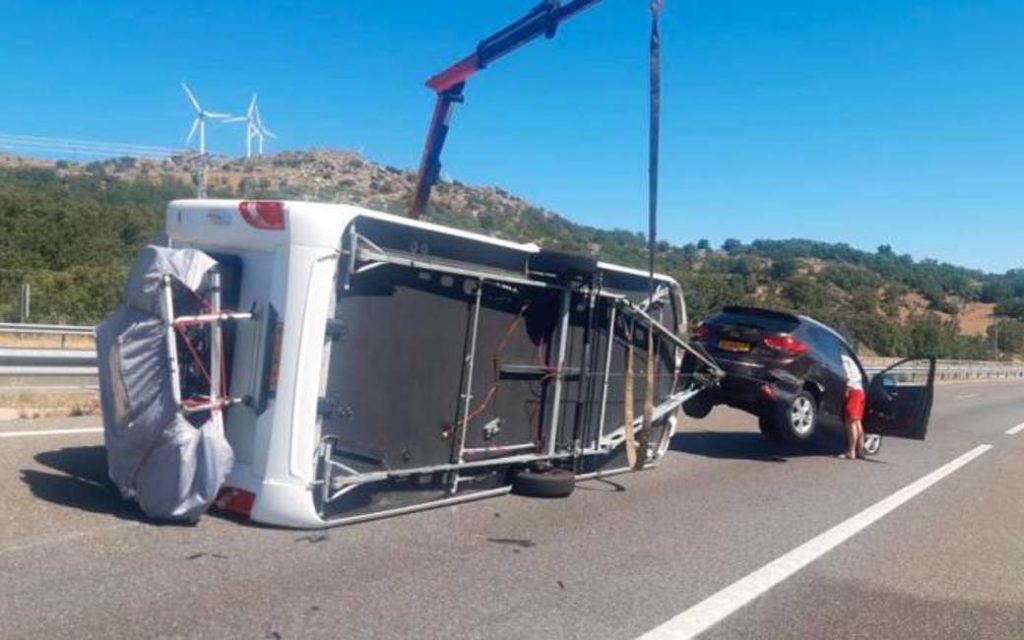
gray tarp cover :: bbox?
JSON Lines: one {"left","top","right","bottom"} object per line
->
{"left": 97, "top": 246, "right": 234, "bottom": 522}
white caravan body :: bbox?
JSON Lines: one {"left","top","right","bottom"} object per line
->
{"left": 165, "top": 199, "right": 697, "bottom": 528}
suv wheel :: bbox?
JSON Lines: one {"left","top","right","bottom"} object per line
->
{"left": 781, "top": 391, "right": 818, "bottom": 441}
{"left": 757, "top": 415, "right": 784, "bottom": 442}
{"left": 683, "top": 393, "right": 714, "bottom": 419}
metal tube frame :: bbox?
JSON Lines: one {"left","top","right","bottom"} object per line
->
{"left": 596, "top": 303, "right": 617, "bottom": 437}
{"left": 456, "top": 279, "right": 485, "bottom": 464}
{"left": 159, "top": 275, "right": 183, "bottom": 405}
{"left": 210, "top": 270, "right": 222, "bottom": 425}
{"left": 173, "top": 312, "right": 253, "bottom": 326}
{"left": 546, "top": 288, "right": 573, "bottom": 457}
{"left": 594, "top": 388, "right": 698, "bottom": 453}
{"left": 316, "top": 232, "right": 724, "bottom": 514}
{"left": 159, "top": 271, "right": 253, "bottom": 415}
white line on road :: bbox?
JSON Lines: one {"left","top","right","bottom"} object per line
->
{"left": 955, "top": 393, "right": 977, "bottom": 400}
{"left": 1005, "top": 423, "right": 1024, "bottom": 436}
{"left": 637, "top": 444, "right": 993, "bottom": 640}
{"left": 0, "top": 427, "right": 102, "bottom": 439}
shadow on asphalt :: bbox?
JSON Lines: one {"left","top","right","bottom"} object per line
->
{"left": 20, "top": 445, "right": 152, "bottom": 524}
{"left": 670, "top": 430, "right": 842, "bottom": 462}
{"left": 576, "top": 477, "right": 627, "bottom": 493}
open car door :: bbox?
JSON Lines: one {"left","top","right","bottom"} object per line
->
{"left": 863, "top": 357, "right": 936, "bottom": 440}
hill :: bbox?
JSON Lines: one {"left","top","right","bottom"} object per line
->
{"left": 1, "top": 150, "right": 1021, "bottom": 359}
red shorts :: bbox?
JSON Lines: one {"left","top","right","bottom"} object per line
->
{"left": 845, "top": 388, "right": 866, "bottom": 422}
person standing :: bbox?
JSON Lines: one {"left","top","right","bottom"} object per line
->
{"left": 840, "top": 352, "right": 866, "bottom": 459}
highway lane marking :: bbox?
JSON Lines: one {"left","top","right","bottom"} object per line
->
{"left": 637, "top": 443, "right": 993, "bottom": 640}
{"left": 0, "top": 427, "right": 103, "bottom": 439}
{"left": 955, "top": 393, "right": 978, "bottom": 400}
{"left": 1005, "top": 423, "right": 1024, "bottom": 436}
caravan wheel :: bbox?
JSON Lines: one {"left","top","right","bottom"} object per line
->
{"left": 510, "top": 467, "right": 575, "bottom": 498}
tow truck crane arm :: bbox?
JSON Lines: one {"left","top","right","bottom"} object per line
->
{"left": 408, "top": 0, "right": 602, "bottom": 219}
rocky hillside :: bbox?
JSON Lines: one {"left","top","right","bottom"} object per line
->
{"left": 1, "top": 149, "right": 1021, "bottom": 359}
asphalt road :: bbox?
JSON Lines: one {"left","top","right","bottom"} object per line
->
{"left": 1, "top": 380, "right": 1022, "bottom": 639}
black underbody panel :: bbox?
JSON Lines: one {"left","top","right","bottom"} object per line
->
{"left": 317, "top": 217, "right": 681, "bottom": 519}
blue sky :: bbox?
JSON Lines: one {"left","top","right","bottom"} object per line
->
{"left": 1, "top": 1, "right": 1022, "bottom": 273}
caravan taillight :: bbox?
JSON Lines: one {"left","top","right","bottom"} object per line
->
{"left": 239, "top": 201, "right": 286, "bottom": 230}
{"left": 214, "top": 487, "right": 256, "bottom": 519}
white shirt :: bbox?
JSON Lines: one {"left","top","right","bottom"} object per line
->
{"left": 841, "top": 354, "right": 863, "bottom": 391}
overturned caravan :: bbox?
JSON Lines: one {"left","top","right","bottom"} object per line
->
{"left": 106, "top": 199, "right": 714, "bottom": 527}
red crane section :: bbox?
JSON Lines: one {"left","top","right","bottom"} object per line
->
{"left": 408, "top": 0, "right": 602, "bottom": 219}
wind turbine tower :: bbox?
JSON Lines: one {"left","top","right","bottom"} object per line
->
{"left": 181, "top": 82, "right": 234, "bottom": 198}
{"left": 229, "top": 94, "right": 277, "bottom": 158}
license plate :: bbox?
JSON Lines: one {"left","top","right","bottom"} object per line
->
{"left": 718, "top": 339, "right": 751, "bottom": 353}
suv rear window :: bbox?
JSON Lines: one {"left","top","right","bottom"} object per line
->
{"left": 707, "top": 309, "right": 800, "bottom": 334}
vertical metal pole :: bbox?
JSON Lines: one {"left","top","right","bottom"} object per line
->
{"left": 575, "top": 285, "right": 599, "bottom": 452}
{"left": 597, "top": 304, "right": 618, "bottom": 438}
{"left": 456, "top": 279, "right": 484, "bottom": 464}
{"left": 546, "top": 288, "right": 572, "bottom": 457}
{"left": 343, "top": 224, "right": 358, "bottom": 292}
{"left": 160, "top": 275, "right": 182, "bottom": 405}
{"left": 319, "top": 439, "right": 334, "bottom": 517}
{"left": 17, "top": 283, "right": 29, "bottom": 323}
{"left": 210, "top": 270, "right": 223, "bottom": 418}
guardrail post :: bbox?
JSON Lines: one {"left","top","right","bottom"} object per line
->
{"left": 17, "top": 283, "right": 30, "bottom": 323}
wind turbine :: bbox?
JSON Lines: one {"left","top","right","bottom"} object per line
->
{"left": 181, "top": 82, "right": 232, "bottom": 155}
{"left": 228, "top": 94, "right": 277, "bottom": 158}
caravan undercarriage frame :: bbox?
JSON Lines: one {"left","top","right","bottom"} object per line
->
{"left": 309, "top": 221, "right": 719, "bottom": 524}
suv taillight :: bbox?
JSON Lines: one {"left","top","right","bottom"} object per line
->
{"left": 691, "top": 324, "right": 710, "bottom": 341}
{"left": 239, "top": 201, "right": 285, "bottom": 230}
{"left": 763, "top": 335, "right": 809, "bottom": 356}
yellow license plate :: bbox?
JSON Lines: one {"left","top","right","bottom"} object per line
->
{"left": 718, "top": 339, "right": 751, "bottom": 353}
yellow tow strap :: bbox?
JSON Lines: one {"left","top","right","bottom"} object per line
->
{"left": 639, "top": 327, "right": 655, "bottom": 470}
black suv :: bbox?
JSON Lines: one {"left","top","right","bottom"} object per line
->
{"left": 684, "top": 306, "right": 936, "bottom": 447}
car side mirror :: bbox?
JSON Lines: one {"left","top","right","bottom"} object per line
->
{"left": 880, "top": 375, "right": 897, "bottom": 391}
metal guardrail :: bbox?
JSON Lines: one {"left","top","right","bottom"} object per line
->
{"left": 0, "top": 322, "right": 95, "bottom": 336}
{"left": 861, "top": 358, "right": 1024, "bottom": 382}
{"left": 0, "top": 324, "right": 1021, "bottom": 383}
{"left": 0, "top": 348, "right": 97, "bottom": 377}
{"left": 0, "top": 322, "right": 96, "bottom": 351}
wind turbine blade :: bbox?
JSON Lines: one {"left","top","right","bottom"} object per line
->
{"left": 223, "top": 116, "right": 247, "bottom": 123}
{"left": 181, "top": 82, "right": 201, "bottom": 112}
{"left": 261, "top": 127, "right": 278, "bottom": 139}
{"left": 205, "top": 111, "right": 233, "bottom": 119}
{"left": 248, "top": 93, "right": 258, "bottom": 117}
{"left": 186, "top": 118, "right": 200, "bottom": 144}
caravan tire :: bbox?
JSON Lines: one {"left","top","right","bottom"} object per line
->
{"left": 510, "top": 467, "right": 576, "bottom": 498}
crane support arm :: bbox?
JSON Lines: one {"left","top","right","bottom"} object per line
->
{"left": 409, "top": 0, "right": 602, "bottom": 218}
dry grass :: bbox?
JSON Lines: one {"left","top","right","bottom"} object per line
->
{"left": 0, "top": 334, "right": 95, "bottom": 350}
{"left": 0, "top": 391, "right": 100, "bottom": 420}
{"left": 959, "top": 302, "right": 996, "bottom": 337}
